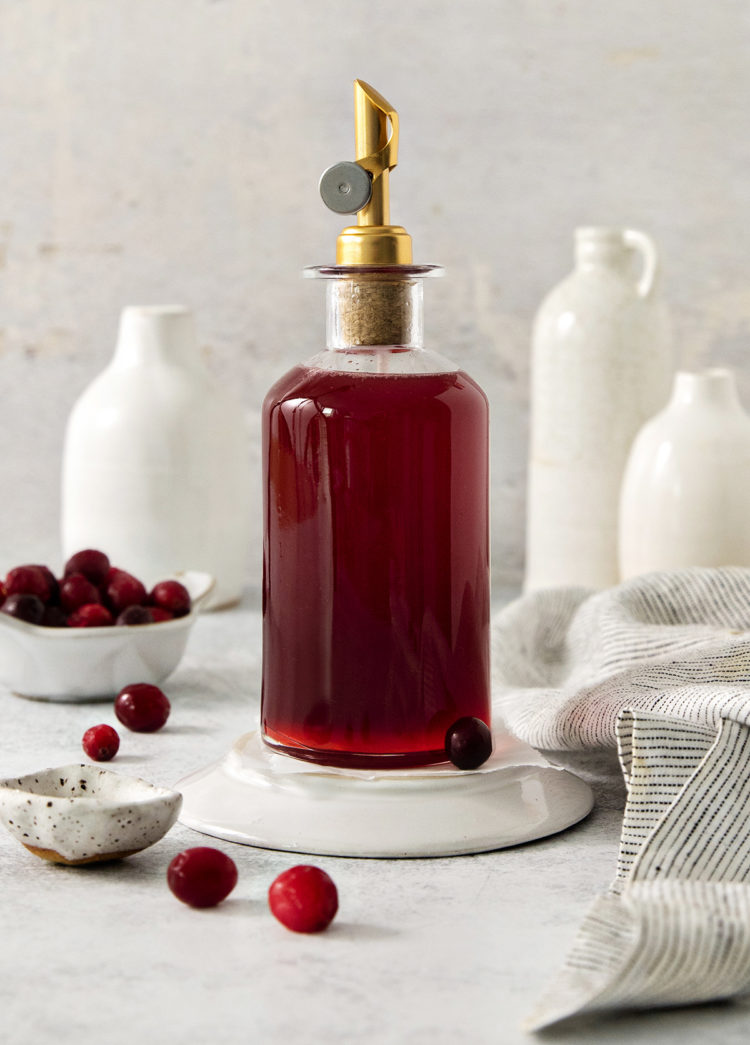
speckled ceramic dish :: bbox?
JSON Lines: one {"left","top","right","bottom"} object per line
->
{"left": 0, "top": 571, "right": 213, "bottom": 702}
{"left": 0, "top": 764, "right": 182, "bottom": 865}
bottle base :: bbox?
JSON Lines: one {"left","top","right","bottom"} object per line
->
{"left": 261, "top": 731, "right": 449, "bottom": 770}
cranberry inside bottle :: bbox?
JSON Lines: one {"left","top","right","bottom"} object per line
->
{"left": 261, "top": 269, "right": 490, "bottom": 768}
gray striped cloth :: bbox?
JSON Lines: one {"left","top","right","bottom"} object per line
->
{"left": 496, "top": 569, "right": 750, "bottom": 1028}
{"left": 492, "top": 567, "right": 750, "bottom": 752}
{"left": 525, "top": 710, "right": 750, "bottom": 1029}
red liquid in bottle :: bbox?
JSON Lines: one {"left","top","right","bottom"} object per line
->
{"left": 261, "top": 363, "right": 490, "bottom": 768}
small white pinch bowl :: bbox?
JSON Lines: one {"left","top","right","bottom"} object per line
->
{"left": 0, "top": 570, "right": 213, "bottom": 702}
{"left": 0, "top": 764, "right": 182, "bottom": 865}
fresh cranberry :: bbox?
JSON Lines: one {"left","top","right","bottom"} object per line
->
{"left": 0, "top": 593, "right": 45, "bottom": 624}
{"left": 149, "top": 607, "right": 173, "bottom": 623}
{"left": 268, "top": 865, "right": 339, "bottom": 933}
{"left": 444, "top": 717, "right": 493, "bottom": 770}
{"left": 36, "top": 565, "right": 60, "bottom": 603}
{"left": 116, "top": 605, "right": 154, "bottom": 626}
{"left": 64, "top": 549, "right": 110, "bottom": 586}
{"left": 167, "top": 847, "right": 238, "bottom": 908}
{"left": 82, "top": 724, "right": 120, "bottom": 761}
{"left": 60, "top": 572, "right": 101, "bottom": 612}
{"left": 105, "top": 569, "right": 147, "bottom": 613}
{"left": 4, "top": 565, "right": 55, "bottom": 602}
{"left": 68, "top": 603, "right": 114, "bottom": 627}
{"left": 114, "top": 683, "right": 170, "bottom": 732}
{"left": 149, "top": 580, "right": 191, "bottom": 618}
{"left": 42, "top": 604, "right": 68, "bottom": 627}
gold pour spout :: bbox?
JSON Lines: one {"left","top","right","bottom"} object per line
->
{"left": 330, "top": 80, "right": 413, "bottom": 266}
{"left": 353, "top": 79, "right": 397, "bottom": 227}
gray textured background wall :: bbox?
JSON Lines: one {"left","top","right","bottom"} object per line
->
{"left": 1, "top": 1, "right": 749, "bottom": 587}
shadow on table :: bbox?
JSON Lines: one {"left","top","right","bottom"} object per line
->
{"left": 534, "top": 997, "right": 750, "bottom": 1041}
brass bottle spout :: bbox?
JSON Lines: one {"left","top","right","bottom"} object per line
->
{"left": 319, "top": 80, "right": 413, "bottom": 266}
{"left": 353, "top": 79, "right": 397, "bottom": 228}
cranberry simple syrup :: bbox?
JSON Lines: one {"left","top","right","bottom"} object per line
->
{"left": 261, "top": 359, "right": 490, "bottom": 768}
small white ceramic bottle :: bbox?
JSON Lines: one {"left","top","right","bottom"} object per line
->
{"left": 525, "top": 227, "right": 672, "bottom": 591}
{"left": 61, "top": 305, "right": 251, "bottom": 608}
{"left": 619, "top": 368, "right": 750, "bottom": 578}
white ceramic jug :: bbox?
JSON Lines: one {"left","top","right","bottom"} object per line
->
{"left": 61, "top": 305, "right": 251, "bottom": 608}
{"left": 619, "top": 368, "right": 750, "bottom": 578}
{"left": 525, "top": 227, "right": 672, "bottom": 591}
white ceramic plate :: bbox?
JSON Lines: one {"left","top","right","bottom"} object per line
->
{"left": 177, "top": 728, "right": 594, "bottom": 858}
{"left": 0, "top": 571, "right": 213, "bottom": 702}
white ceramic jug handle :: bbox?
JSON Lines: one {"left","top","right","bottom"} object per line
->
{"left": 623, "top": 229, "right": 658, "bottom": 298}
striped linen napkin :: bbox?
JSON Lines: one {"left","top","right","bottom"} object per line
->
{"left": 524, "top": 711, "right": 750, "bottom": 1029}
{"left": 489, "top": 569, "right": 750, "bottom": 1028}
{"left": 492, "top": 567, "right": 750, "bottom": 753}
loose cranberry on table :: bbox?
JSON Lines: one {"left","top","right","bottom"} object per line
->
{"left": 444, "top": 716, "right": 493, "bottom": 770}
{"left": 4, "top": 564, "right": 56, "bottom": 602}
{"left": 268, "top": 865, "right": 339, "bottom": 934}
{"left": 68, "top": 603, "right": 114, "bottom": 628}
{"left": 60, "top": 572, "right": 101, "bottom": 613}
{"left": 149, "top": 580, "right": 191, "bottom": 618}
{"left": 64, "top": 548, "right": 110, "bottom": 586}
{"left": 105, "top": 568, "right": 147, "bottom": 614}
{"left": 116, "top": 605, "right": 154, "bottom": 626}
{"left": 0, "top": 593, "right": 45, "bottom": 625}
{"left": 114, "top": 682, "right": 170, "bottom": 732}
{"left": 82, "top": 723, "right": 120, "bottom": 762}
{"left": 167, "top": 847, "right": 238, "bottom": 908}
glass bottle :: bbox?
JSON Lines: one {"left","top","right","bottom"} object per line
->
{"left": 261, "top": 82, "right": 490, "bottom": 768}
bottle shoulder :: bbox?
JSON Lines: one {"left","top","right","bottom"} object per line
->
{"left": 535, "top": 267, "right": 647, "bottom": 318}
{"left": 263, "top": 362, "right": 487, "bottom": 416}
{"left": 533, "top": 278, "right": 670, "bottom": 354}
{"left": 264, "top": 346, "right": 459, "bottom": 404}
{"left": 306, "top": 346, "right": 460, "bottom": 375}
{"left": 68, "top": 362, "right": 245, "bottom": 439}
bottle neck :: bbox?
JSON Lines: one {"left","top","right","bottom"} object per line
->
{"left": 326, "top": 276, "right": 423, "bottom": 350}
{"left": 669, "top": 369, "right": 742, "bottom": 411}
{"left": 112, "top": 306, "right": 203, "bottom": 370}
{"left": 574, "top": 227, "right": 630, "bottom": 274}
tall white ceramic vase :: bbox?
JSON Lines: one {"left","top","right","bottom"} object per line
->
{"left": 619, "top": 368, "right": 750, "bottom": 578}
{"left": 525, "top": 227, "right": 672, "bottom": 591}
{"left": 61, "top": 305, "right": 251, "bottom": 609}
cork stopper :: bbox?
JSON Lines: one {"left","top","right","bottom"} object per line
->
{"left": 331, "top": 277, "right": 416, "bottom": 347}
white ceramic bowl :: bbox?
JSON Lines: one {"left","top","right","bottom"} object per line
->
{"left": 0, "top": 571, "right": 213, "bottom": 702}
{"left": 0, "top": 764, "right": 182, "bottom": 864}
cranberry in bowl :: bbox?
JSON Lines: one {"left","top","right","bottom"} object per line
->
{"left": 0, "top": 569, "right": 213, "bottom": 702}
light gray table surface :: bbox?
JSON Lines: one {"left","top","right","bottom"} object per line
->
{"left": 1, "top": 591, "right": 749, "bottom": 1045}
